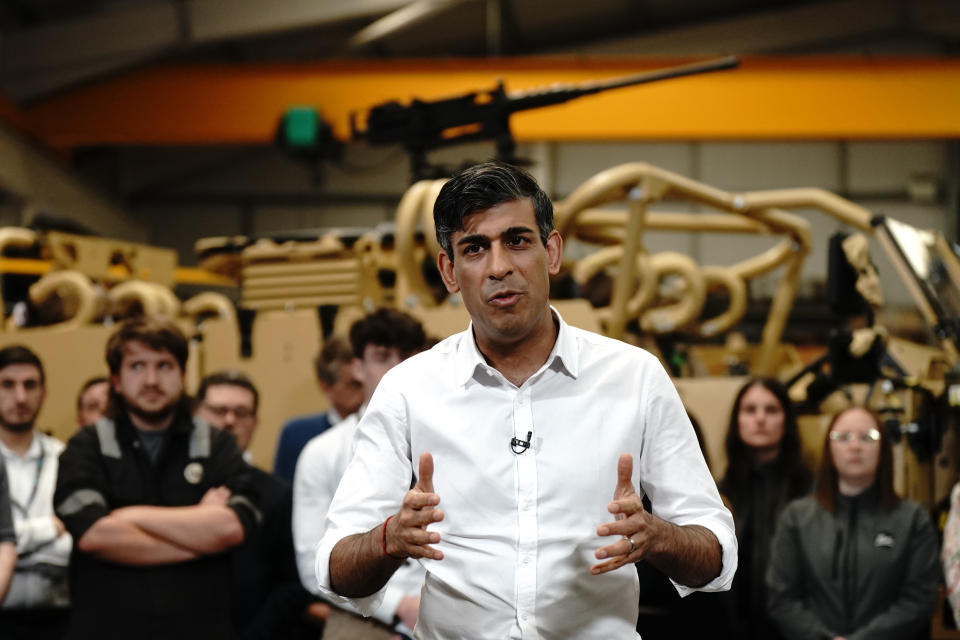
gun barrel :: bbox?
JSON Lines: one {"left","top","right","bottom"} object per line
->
{"left": 506, "top": 55, "right": 740, "bottom": 109}
{"left": 582, "top": 55, "right": 739, "bottom": 94}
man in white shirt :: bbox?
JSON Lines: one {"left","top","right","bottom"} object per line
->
{"left": 0, "top": 456, "right": 18, "bottom": 604}
{"left": 294, "top": 308, "right": 428, "bottom": 639}
{"left": 317, "top": 161, "right": 737, "bottom": 639}
{"left": 0, "top": 346, "right": 71, "bottom": 638}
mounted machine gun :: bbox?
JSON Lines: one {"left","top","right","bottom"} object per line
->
{"left": 350, "top": 56, "right": 739, "bottom": 181}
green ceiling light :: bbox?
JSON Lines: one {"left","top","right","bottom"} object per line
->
{"left": 282, "top": 106, "right": 321, "bottom": 148}
{"left": 275, "top": 106, "right": 340, "bottom": 165}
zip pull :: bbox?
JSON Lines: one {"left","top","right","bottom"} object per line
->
{"left": 832, "top": 528, "right": 843, "bottom": 579}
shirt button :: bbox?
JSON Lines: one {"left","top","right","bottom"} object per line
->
{"left": 522, "top": 556, "right": 531, "bottom": 565}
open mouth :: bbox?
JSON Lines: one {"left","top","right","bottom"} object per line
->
{"left": 488, "top": 290, "right": 521, "bottom": 306}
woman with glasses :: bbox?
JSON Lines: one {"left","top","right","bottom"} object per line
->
{"left": 767, "top": 406, "right": 938, "bottom": 640}
{"left": 718, "top": 378, "right": 812, "bottom": 639}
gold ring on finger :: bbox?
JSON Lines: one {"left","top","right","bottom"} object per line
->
{"left": 625, "top": 535, "right": 637, "bottom": 554}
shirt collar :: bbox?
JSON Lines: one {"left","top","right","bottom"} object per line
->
{"left": 454, "top": 305, "right": 579, "bottom": 387}
{"left": 0, "top": 431, "right": 42, "bottom": 461}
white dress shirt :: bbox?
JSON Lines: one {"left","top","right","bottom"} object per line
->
{"left": 316, "top": 311, "right": 736, "bottom": 640}
{"left": 293, "top": 411, "right": 424, "bottom": 628}
{"left": 0, "top": 432, "right": 72, "bottom": 608}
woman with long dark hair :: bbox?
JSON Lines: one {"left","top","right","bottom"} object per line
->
{"left": 767, "top": 407, "right": 938, "bottom": 640}
{"left": 718, "top": 377, "right": 811, "bottom": 640}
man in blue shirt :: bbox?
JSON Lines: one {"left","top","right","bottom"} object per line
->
{"left": 273, "top": 336, "right": 362, "bottom": 483}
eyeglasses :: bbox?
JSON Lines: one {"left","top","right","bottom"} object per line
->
{"left": 829, "top": 428, "right": 881, "bottom": 443}
{"left": 202, "top": 403, "right": 255, "bottom": 421}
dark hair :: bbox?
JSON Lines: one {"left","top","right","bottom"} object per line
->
{"left": 196, "top": 370, "right": 259, "bottom": 413}
{"left": 0, "top": 345, "right": 45, "bottom": 384}
{"left": 719, "top": 377, "right": 808, "bottom": 510}
{"left": 105, "top": 316, "right": 188, "bottom": 375}
{"left": 433, "top": 160, "right": 554, "bottom": 258}
{"left": 76, "top": 376, "right": 109, "bottom": 408}
{"left": 350, "top": 308, "right": 427, "bottom": 359}
{"left": 814, "top": 406, "right": 899, "bottom": 512}
{"left": 315, "top": 336, "right": 354, "bottom": 385}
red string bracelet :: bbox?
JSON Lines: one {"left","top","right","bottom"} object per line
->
{"left": 382, "top": 515, "right": 402, "bottom": 560}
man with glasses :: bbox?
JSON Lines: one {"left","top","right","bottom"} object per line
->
{"left": 196, "top": 370, "right": 319, "bottom": 639}
{"left": 75, "top": 376, "right": 110, "bottom": 429}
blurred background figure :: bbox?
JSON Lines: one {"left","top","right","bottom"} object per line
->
{"left": 75, "top": 376, "right": 109, "bottom": 429}
{"left": 293, "top": 308, "right": 428, "bottom": 640}
{"left": 273, "top": 337, "right": 363, "bottom": 484}
{"left": 0, "top": 346, "right": 72, "bottom": 640}
{"left": 0, "top": 457, "right": 17, "bottom": 605}
{"left": 55, "top": 316, "right": 259, "bottom": 640}
{"left": 768, "top": 406, "right": 938, "bottom": 640}
{"left": 196, "top": 370, "right": 319, "bottom": 640}
{"left": 718, "top": 377, "right": 811, "bottom": 640}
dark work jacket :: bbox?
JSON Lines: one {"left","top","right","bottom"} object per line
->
{"left": 767, "top": 489, "right": 938, "bottom": 640}
{"left": 231, "top": 466, "right": 315, "bottom": 640}
{"left": 54, "top": 411, "right": 261, "bottom": 640}
{"left": 720, "top": 460, "right": 811, "bottom": 640}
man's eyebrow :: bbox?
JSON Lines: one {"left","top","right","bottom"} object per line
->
{"left": 456, "top": 233, "right": 491, "bottom": 247}
{"left": 455, "top": 226, "right": 536, "bottom": 247}
{"left": 500, "top": 226, "right": 536, "bottom": 238}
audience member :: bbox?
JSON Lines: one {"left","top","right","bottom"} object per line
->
{"left": 294, "top": 308, "right": 427, "bottom": 639}
{"left": 75, "top": 376, "right": 109, "bottom": 428}
{"left": 767, "top": 406, "right": 938, "bottom": 640}
{"left": 54, "top": 316, "right": 261, "bottom": 640}
{"left": 0, "top": 455, "right": 19, "bottom": 605}
{"left": 195, "top": 370, "right": 318, "bottom": 640}
{"left": 0, "top": 346, "right": 71, "bottom": 639}
{"left": 274, "top": 337, "right": 363, "bottom": 483}
{"left": 718, "top": 377, "right": 811, "bottom": 640}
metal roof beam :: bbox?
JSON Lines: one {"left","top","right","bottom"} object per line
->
{"left": 0, "top": 0, "right": 408, "bottom": 100}
{"left": 555, "top": 0, "right": 950, "bottom": 56}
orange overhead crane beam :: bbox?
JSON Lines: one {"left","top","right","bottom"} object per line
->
{"left": 0, "top": 95, "right": 28, "bottom": 132}
{"left": 22, "top": 56, "right": 960, "bottom": 147}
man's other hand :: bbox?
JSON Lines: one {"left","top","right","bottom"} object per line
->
{"left": 384, "top": 452, "right": 444, "bottom": 561}
{"left": 592, "top": 453, "right": 663, "bottom": 575}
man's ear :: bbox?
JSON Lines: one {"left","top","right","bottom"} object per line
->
{"left": 438, "top": 250, "right": 461, "bottom": 294}
{"left": 110, "top": 375, "right": 121, "bottom": 392}
{"left": 545, "top": 230, "right": 563, "bottom": 276}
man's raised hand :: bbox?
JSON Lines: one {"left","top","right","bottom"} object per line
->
{"left": 591, "top": 453, "right": 662, "bottom": 575}
{"left": 383, "top": 452, "right": 444, "bottom": 561}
